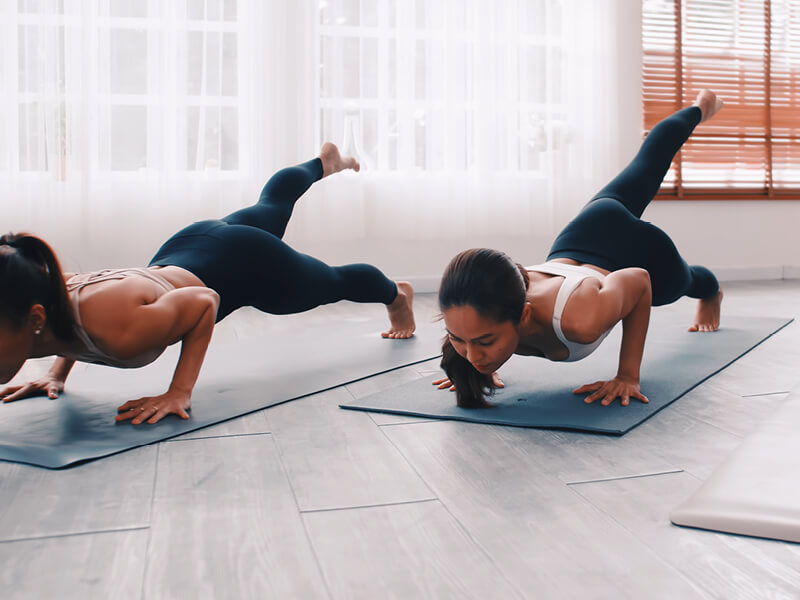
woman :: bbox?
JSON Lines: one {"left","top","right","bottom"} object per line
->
{"left": 434, "top": 90, "right": 724, "bottom": 408}
{"left": 0, "top": 143, "right": 415, "bottom": 424}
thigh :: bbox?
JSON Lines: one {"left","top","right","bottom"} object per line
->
{"left": 208, "top": 224, "right": 341, "bottom": 316}
{"left": 548, "top": 199, "right": 693, "bottom": 305}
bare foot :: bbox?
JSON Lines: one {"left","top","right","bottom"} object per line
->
{"left": 382, "top": 281, "right": 416, "bottom": 339}
{"left": 319, "top": 142, "right": 360, "bottom": 178}
{"left": 688, "top": 289, "right": 723, "bottom": 332}
{"left": 693, "top": 89, "right": 723, "bottom": 123}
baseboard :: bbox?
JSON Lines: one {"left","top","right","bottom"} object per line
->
{"left": 400, "top": 265, "right": 799, "bottom": 294}
{"left": 397, "top": 275, "right": 440, "bottom": 294}
{"left": 712, "top": 265, "right": 784, "bottom": 282}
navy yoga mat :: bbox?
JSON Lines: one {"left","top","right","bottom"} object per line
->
{"left": 0, "top": 314, "right": 443, "bottom": 468}
{"left": 340, "top": 313, "right": 793, "bottom": 434}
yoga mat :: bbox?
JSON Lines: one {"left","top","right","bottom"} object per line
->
{"left": 670, "top": 388, "right": 800, "bottom": 543}
{"left": 340, "top": 313, "right": 793, "bottom": 434}
{"left": 0, "top": 314, "right": 443, "bottom": 469}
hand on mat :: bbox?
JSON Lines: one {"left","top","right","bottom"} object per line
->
{"left": 115, "top": 390, "right": 191, "bottom": 425}
{"left": 0, "top": 375, "right": 65, "bottom": 402}
{"left": 432, "top": 372, "right": 504, "bottom": 392}
{"left": 573, "top": 376, "right": 649, "bottom": 407}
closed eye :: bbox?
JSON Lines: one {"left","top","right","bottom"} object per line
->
{"left": 447, "top": 333, "right": 495, "bottom": 347}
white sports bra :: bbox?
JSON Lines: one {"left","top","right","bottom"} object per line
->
{"left": 66, "top": 268, "right": 176, "bottom": 368}
{"left": 526, "top": 262, "right": 611, "bottom": 362}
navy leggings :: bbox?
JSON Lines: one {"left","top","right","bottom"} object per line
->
{"left": 547, "top": 107, "right": 719, "bottom": 306}
{"left": 149, "top": 158, "right": 398, "bottom": 321}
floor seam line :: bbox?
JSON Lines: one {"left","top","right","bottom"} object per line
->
{"left": 299, "top": 497, "right": 439, "bottom": 514}
{"left": 0, "top": 525, "right": 150, "bottom": 545}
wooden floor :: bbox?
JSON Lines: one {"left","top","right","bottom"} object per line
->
{"left": 3, "top": 280, "right": 800, "bottom": 599}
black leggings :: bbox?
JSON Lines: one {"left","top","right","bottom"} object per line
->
{"left": 547, "top": 106, "right": 719, "bottom": 306}
{"left": 148, "top": 158, "right": 398, "bottom": 321}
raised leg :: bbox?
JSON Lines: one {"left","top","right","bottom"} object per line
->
{"left": 221, "top": 143, "right": 360, "bottom": 239}
{"left": 589, "top": 89, "right": 722, "bottom": 218}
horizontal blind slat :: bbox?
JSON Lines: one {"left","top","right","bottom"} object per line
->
{"left": 642, "top": 0, "right": 800, "bottom": 200}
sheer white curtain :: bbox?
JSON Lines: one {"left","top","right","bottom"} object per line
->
{"left": 291, "top": 0, "right": 642, "bottom": 280}
{"left": 0, "top": 0, "right": 262, "bottom": 271}
{"left": 0, "top": 0, "right": 639, "bottom": 282}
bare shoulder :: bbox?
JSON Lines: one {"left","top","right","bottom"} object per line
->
{"left": 77, "top": 277, "right": 161, "bottom": 339}
{"left": 560, "top": 279, "right": 609, "bottom": 343}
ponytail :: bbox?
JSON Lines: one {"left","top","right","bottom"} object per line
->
{"left": 0, "top": 233, "right": 77, "bottom": 340}
{"left": 440, "top": 336, "right": 495, "bottom": 407}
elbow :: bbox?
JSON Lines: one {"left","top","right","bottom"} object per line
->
{"left": 636, "top": 268, "right": 652, "bottom": 294}
{"left": 202, "top": 289, "right": 220, "bottom": 320}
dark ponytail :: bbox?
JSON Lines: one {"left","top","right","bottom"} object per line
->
{"left": 0, "top": 233, "right": 77, "bottom": 340}
{"left": 438, "top": 248, "right": 530, "bottom": 408}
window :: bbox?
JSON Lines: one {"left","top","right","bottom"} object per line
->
{"left": 6, "top": 0, "right": 243, "bottom": 177}
{"left": 642, "top": 0, "right": 800, "bottom": 200}
{"left": 317, "top": 0, "right": 566, "bottom": 173}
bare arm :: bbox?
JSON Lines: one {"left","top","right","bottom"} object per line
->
{"left": 601, "top": 268, "right": 652, "bottom": 383}
{"left": 569, "top": 268, "right": 652, "bottom": 406}
{"left": 109, "top": 286, "right": 220, "bottom": 424}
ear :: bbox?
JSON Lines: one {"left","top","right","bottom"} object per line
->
{"left": 27, "top": 304, "right": 47, "bottom": 335}
{"left": 520, "top": 301, "right": 533, "bottom": 324}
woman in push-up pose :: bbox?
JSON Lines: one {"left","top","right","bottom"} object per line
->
{"left": 0, "top": 144, "right": 415, "bottom": 424}
{"left": 435, "top": 90, "right": 724, "bottom": 408}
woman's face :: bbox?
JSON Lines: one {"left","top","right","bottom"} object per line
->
{"left": 442, "top": 305, "right": 521, "bottom": 374}
{"left": 0, "top": 321, "right": 32, "bottom": 384}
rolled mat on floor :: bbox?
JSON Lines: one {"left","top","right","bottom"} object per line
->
{"left": 340, "top": 313, "right": 793, "bottom": 435}
{"left": 0, "top": 314, "right": 443, "bottom": 469}
{"left": 670, "top": 387, "right": 800, "bottom": 543}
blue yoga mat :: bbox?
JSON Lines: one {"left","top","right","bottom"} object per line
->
{"left": 0, "top": 314, "right": 443, "bottom": 468}
{"left": 340, "top": 313, "right": 793, "bottom": 434}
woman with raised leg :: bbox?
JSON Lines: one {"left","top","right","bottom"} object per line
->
{"left": 435, "top": 90, "right": 724, "bottom": 408}
{"left": 0, "top": 143, "right": 415, "bottom": 424}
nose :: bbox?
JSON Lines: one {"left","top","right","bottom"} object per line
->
{"left": 465, "top": 343, "right": 485, "bottom": 365}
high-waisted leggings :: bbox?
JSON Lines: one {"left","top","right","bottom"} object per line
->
{"left": 148, "top": 158, "right": 397, "bottom": 322}
{"left": 547, "top": 106, "right": 719, "bottom": 306}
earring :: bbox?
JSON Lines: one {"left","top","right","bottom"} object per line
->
{"left": 35, "top": 329, "right": 41, "bottom": 335}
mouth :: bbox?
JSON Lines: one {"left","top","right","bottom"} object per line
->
{"left": 473, "top": 363, "right": 493, "bottom": 373}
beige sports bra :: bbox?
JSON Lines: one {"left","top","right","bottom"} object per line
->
{"left": 526, "top": 262, "right": 612, "bottom": 362}
{"left": 66, "top": 268, "right": 176, "bottom": 368}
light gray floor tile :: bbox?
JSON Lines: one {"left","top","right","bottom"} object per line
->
{"left": 493, "top": 425, "right": 679, "bottom": 484}
{"left": 143, "top": 435, "right": 328, "bottom": 600}
{"left": 706, "top": 320, "right": 800, "bottom": 397}
{"left": 304, "top": 500, "right": 522, "bottom": 599}
{"left": 671, "top": 382, "right": 790, "bottom": 437}
{"left": 0, "top": 529, "right": 148, "bottom": 600}
{"left": 621, "top": 406, "right": 745, "bottom": 480}
{"left": 267, "top": 387, "right": 435, "bottom": 511}
{"left": 384, "top": 421, "right": 707, "bottom": 599}
{"left": 0, "top": 445, "right": 156, "bottom": 541}
{"left": 169, "top": 410, "right": 270, "bottom": 441}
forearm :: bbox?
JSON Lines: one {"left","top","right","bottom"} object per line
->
{"left": 616, "top": 284, "right": 652, "bottom": 381}
{"left": 48, "top": 357, "right": 75, "bottom": 382}
{"left": 167, "top": 295, "right": 218, "bottom": 396}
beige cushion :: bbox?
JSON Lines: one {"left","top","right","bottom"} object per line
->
{"left": 670, "top": 390, "right": 800, "bottom": 542}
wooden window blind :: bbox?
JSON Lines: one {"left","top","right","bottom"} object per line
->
{"left": 642, "top": 0, "right": 800, "bottom": 200}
